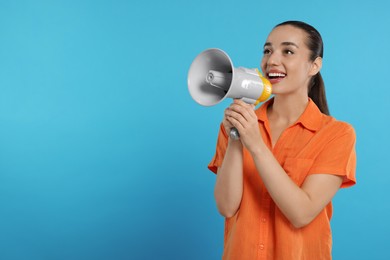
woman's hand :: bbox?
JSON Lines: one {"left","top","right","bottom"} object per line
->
{"left": 225, "top": 99, "right": 263, "bottom": 152}
{"left": 222, "top": 105, "right": 236, "bottom": 140}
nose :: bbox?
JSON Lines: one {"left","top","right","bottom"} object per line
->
{"left": 267, "top": 51, "right": 281, "bottom": 66}
{"left": 261, "top": 51, "right": 281, "bottom": 72}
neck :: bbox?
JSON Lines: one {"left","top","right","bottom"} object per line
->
{"left": 267, "top": 94, "right": 309, "bottom": 125}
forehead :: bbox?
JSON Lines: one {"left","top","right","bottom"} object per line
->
{"left": 265, "top": 25, "right": 308, "bottom": 47}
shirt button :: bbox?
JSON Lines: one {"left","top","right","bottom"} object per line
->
{"left": 259, "top": 244, "right": 265, "bottom": 250}
{"left": 261, "top": 218, "right": 266, "bottom": 223}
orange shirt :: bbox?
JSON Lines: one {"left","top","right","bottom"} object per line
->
{"left": 208, "top": 98, "right": 356, "bottom": 260}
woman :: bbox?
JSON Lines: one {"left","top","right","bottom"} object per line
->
{"left": 208, "top": 21, "right": 356, "bottom": 259}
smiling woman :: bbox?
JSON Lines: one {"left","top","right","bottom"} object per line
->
{"left": 209, "top": 21, "right": 356, "bottom": 259}
{"left": 262, "top": 22, "right": 328, "bottom": 112}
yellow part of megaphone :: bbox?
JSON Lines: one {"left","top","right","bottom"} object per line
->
{"left": 254, "top": 68, "right": 272, "bottom": 106}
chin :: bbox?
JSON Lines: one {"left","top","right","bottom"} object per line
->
{"left": 268, "top": 85, "right": 284, "bottom": 95}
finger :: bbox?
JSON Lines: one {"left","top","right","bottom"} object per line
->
{"left": 233, "top": 99, "right": 254, "bottom": 108}
{"left": 222, "top": 116, "right": 233, "bottom": 128}
{"left": 232, "top": 102, "right": 258, "bottom": 121}
{"left": 234, "top": 100, "right": 256, "bottom": 113}
{"left": 226, "top": 107, "right": 247, "bottom": 125}
{"left": 228, "top": 104, "right": 253, "bottom": 122}
{"left": 233, "top": 99, "right": 246, "bottom": 105}
{"left": 226, "top": 115, "right": 244, "bottom": 132}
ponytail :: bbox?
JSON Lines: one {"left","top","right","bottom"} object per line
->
{"left": 309, "top": 72, "right": 330, "bottom": 115}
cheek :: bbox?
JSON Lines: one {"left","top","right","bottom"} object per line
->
{"left": 260, "top": 59, "right": 267, "bottom": 72}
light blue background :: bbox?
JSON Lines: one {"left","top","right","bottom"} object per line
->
{"left": 0, "top": 0, "right": 388, "bottom": 259}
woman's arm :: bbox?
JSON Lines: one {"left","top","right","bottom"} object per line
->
{"left": 251, "top": 146, "right": 343, "bottom": 228}
{"left": 213, "top": 106, "right": 247, "bottom": 218}
{"left": 225, "top": 99, "right": 343, "bottom": 228}
{"left": 214, "top": 139, "right": 244, "bottom": 218}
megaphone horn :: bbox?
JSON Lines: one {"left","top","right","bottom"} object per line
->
{"left": 187, "top": 48, "right": 272, "bottom": 139}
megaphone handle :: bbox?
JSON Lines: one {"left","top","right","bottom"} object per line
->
{"left": 229, "top": 127, "right": 240, "bottom": 140}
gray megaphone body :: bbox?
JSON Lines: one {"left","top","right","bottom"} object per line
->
{"left": 187, "top": 48, "right": 272, "bottom": 140}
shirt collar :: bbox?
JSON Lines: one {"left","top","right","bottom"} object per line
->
{"left": 256, "top": 98, "right": 324, "bottom": 132}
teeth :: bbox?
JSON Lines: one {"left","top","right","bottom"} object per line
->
{"left": 268, "top": 72, "right": 286, "bottom": 77}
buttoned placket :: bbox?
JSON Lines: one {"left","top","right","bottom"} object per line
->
{"left": 258, "top": 194, "right": 270, "bottom": 259}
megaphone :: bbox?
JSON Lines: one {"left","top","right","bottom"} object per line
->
{"left": 187, "top": 48, "right": 272, "bottom": 139}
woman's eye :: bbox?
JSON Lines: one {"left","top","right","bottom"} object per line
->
{"left": 284, "top": 49, "right": 294, "bottom": 55}
{"left": 263, "top": 49, "right": 271, "bottom": 55}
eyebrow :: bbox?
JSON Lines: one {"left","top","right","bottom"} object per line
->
{"left": 264, "top": 42, "right": 299, "bottom": 48}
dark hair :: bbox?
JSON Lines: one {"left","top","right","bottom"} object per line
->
{"left": 275, "top": 21, "right": 330, "bottom": 115}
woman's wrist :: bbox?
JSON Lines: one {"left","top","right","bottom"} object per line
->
{"left": 249, "top": 140, "right": 269, "bottom": 158}
{"left": 227, "top": 137, "right": 243, "bottom": 148}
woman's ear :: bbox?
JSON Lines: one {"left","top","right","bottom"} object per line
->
{"left": 309, "top": 57, "right": 322, "bottom": 76}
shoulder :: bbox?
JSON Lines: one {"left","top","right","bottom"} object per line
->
{"left": 323, "top": 115, "right": 355, "bottom": 133}
{"left": 318, "top": 115, "right": 356, "bottom": 142}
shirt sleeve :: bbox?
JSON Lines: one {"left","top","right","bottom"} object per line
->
{"left": 208, "top": 124, "right": 229, "bottom": 174}
{"left": 309, "top": 122, "right": 357, "bottom": 188}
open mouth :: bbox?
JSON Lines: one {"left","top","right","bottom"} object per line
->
{"left": 267, "top": 72, "right": 286, "bottom": 80}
